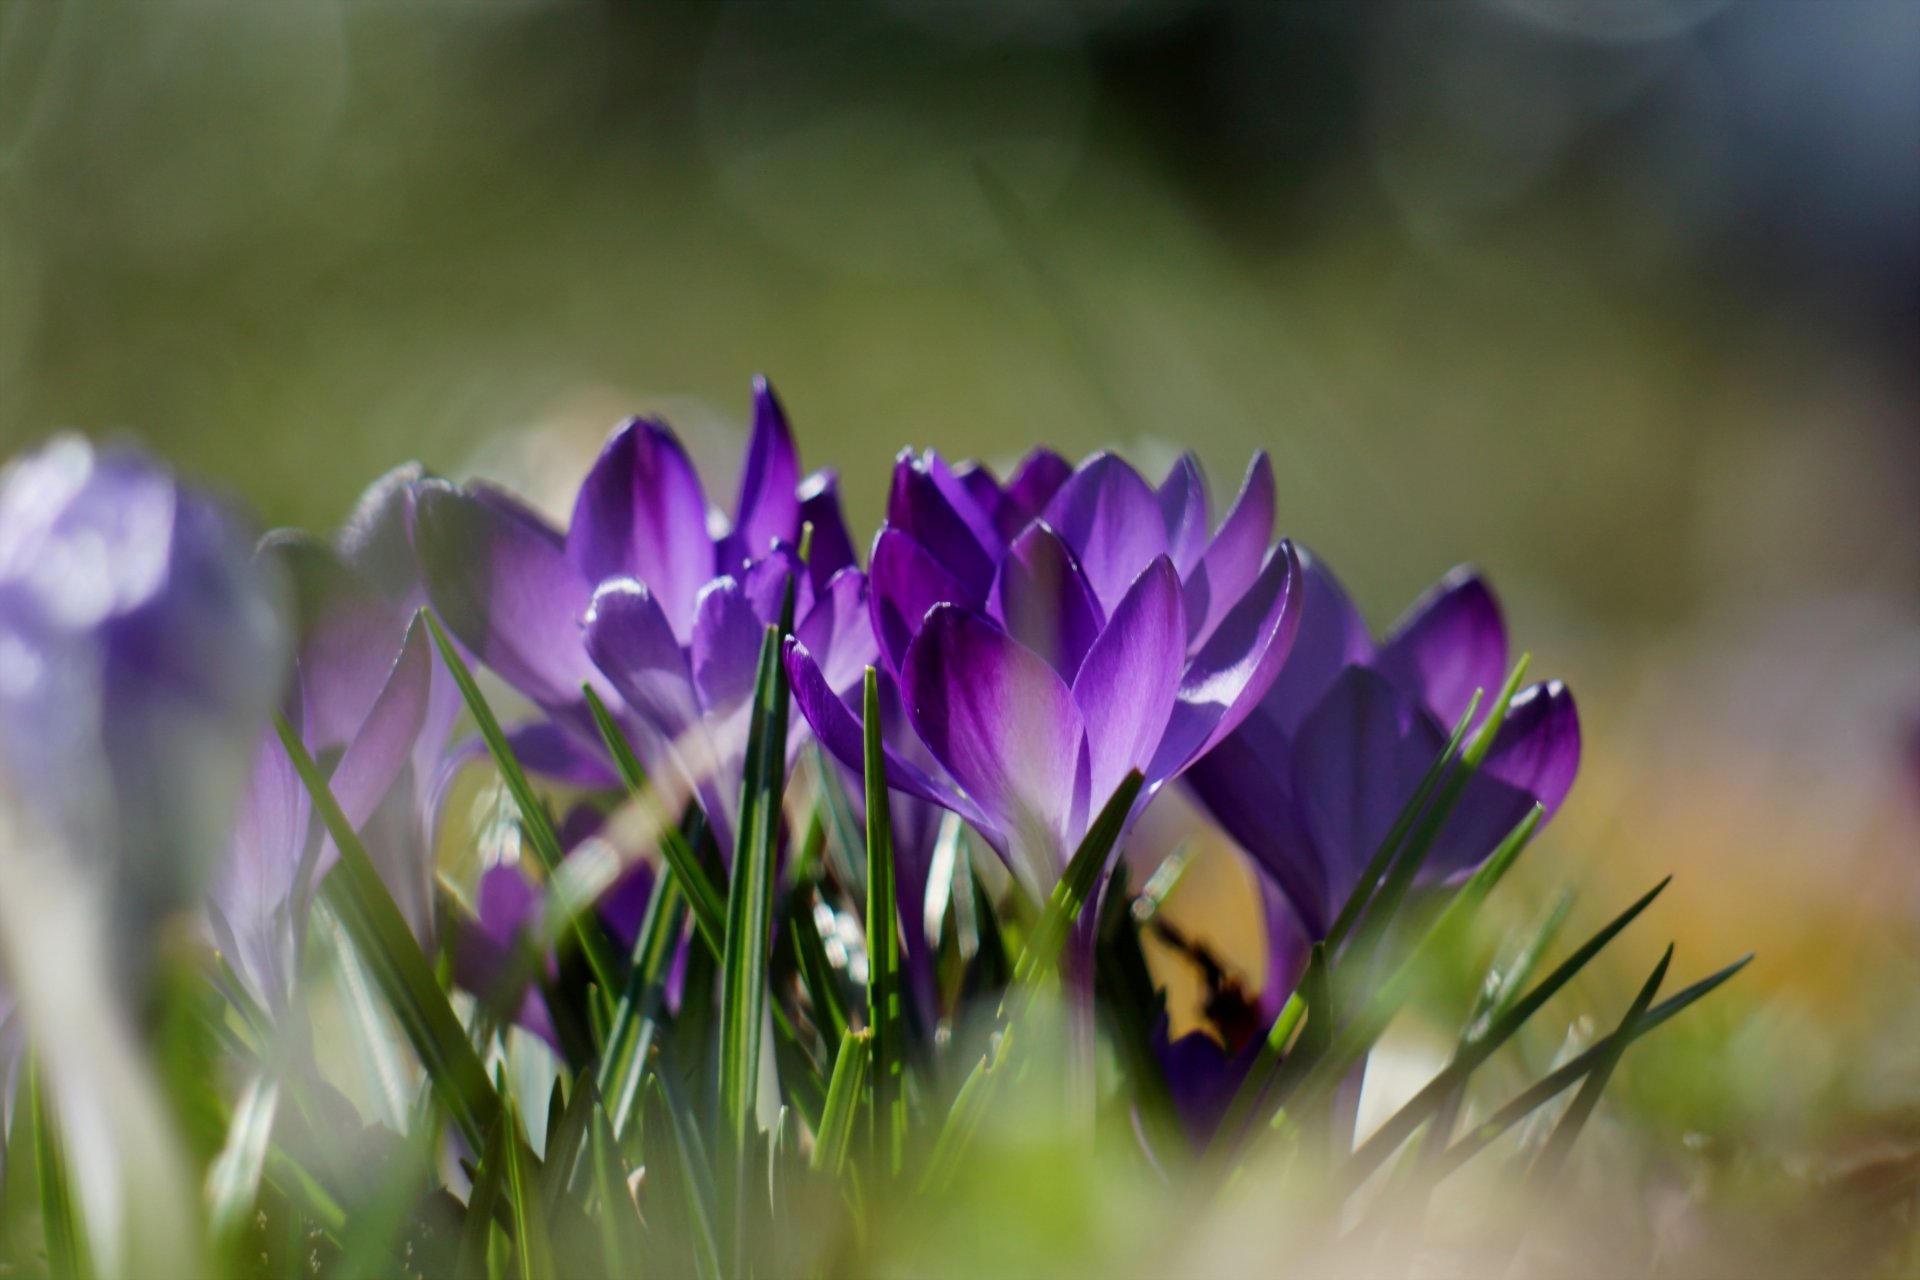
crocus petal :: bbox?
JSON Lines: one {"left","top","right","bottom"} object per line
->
{"left": 1183, "top": 453, "right": 1275, "bottom": 649}
{"left": 1376, "top": 569, "right": 1508, "bottom": 729}
{"left": 1158, "top": 454, "right": 1211, "bottom": 577}
{"left": 795, "top": 567, "right": 879, "bottom": 697}
{"left": 498, "top": 721, "right": 623, "bottom": 791}
{"left": 334, "top": 461, "right": 426, "bottom": 608}
{"left": 261, "top": 532, "right": 403, "bottom": 750}
{"left": 1483, "top": 680, "right": 1580, "bottom": 817}
{"left": 1260, "top": 550, "right": 1373, "bottom": 736}
{"left": 1071, "top": 556, "right": 1185, "bottom": 809}
{"left": 886, "top": 450, "right": 1001, "bottom": 598}
{"left": 210, "top": 725, "right": 312, "bottom": 1004}
{"left": 1182, "top": 709, "right": 1325, "bottom": 938}
{"left": 731, "top": 376, "right": 802, "bottom": 560}
{"left": 783, "top": 638, "right": 989, "bottom": 832}
{"left": 797, "top": 471, "right": 859, "bottom": 587}
{"left": 740, "top": 547, "right": 814, "bottom": 630}
{"left": 1151, "top": 541, "right": 1302, "bottom": 783}
{"left": 565, "top": 418, "right": 715, "bottom": 641}
{"left": 868, "top": 528, "right": 976, "bottom": 678}
{"left": 902, "top": 604, "right": 1090, "bottom": 880}
{"left": 1257, "top": 871, "right": 1313, "bottom": 1022}
{"left": 1042, "top": 453, "right": 1168, "bottom": 613}
{"left": 415, "top": 480, "right": 598, "bottom": 712}
{"left": 324, "top": 614, "right": 434, "bottom": 836}
{"left": 1001, "top": 448, "right": 1073, "bottom": 536}
{"left": 582, "top": 579, "right": 701, "bottom": 746}
{"left": 954, "top": 462, "right": 1005, "bottom": 528}
{"left": 1289, "top": 666, "right": 1448, "bottom": 929}
{"left": 688, "top": 578, "right": 765, "bottom": 757}
{"left": 989, "top": 522, "right": 1105, "bottom": 681}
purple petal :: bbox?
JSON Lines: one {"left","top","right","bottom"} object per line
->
{"left": 1183, "top": 453, "right": 1275, "bottom": 649}
{"left": 1071, "top": 557, "right": 1185, "bottom": 809}
{"left": 988, "top": 522, "right": 1105, "bottom": 681}
{"left": 1158, "top": 454, "right": 1211, "bottom": 577}
{"left": 324, "top": 614, "right": 433, "bottom": 836}
{"left": 688, "top": 577, "right": 765, "bottom": 724}
{"left": 740, "top": 546, "right": 813, "bottom": 630}
{"left": 795, "top": 567, "right": 878, "bottom": 698}
{"left": 954, "top": 462, "right": 1005, "bottom": 528}
{"left": 901, "top": 604, "right": 1090, "bottom": 875}
{"left": 1151, "top": 541, "right": 1303, "bottom": 783}
{"left": 885, "top": 450, "right": 1001, "bottom": 599}
{"left": 732, "top": 376, "right": 802, "bottom": 560}
{"left": 1260, "top": 549, "right": 1372, "bottom": 736}
{"left": 1376, "top": 569, "right": 1508, "bottom": 729}
{"left": 1256, "top": 865, "right": 1313, "bottom": 1021}
{"left": 868, "top": 528, "right": 976, "bottom": 678}
{"left": 797, "top": 471, "right": 858, "bottom": 587}
{"left": 565, "top": 418, "right": 715, "bottom": 641}
{"left": 783, "top": 638, "right": 989, "bottom": 831}
{"left": 1484, "top": 680, "right": 1580, "bottom": 818}
{"left": 262, "top": 533, "right": 404, "bottom": 750}
{"left": 1001, "top": 448, "right": 1073, "bottom": 536}
{"left": 1182, "top": 709, "right": 1326, "bottom": 937}
{"left": 1289, "top": 666, "right": 1448, "bottom": 927}
{"left": 210, "top": 726, "right": 312, "bottom": 1003}
{"left": 501, "top": 721, "right": 623, "bottom": 791}
{"left": 415, "top": 480, "right": 597, "bottom": 712}
{"left": 334, "top": 462, "right": 426, "bottom": 608}
{"left": 1042, "top": 453, "right": 1169, "bottom": 614}
{"left": 583, "top": 579, "right": 701, "bottom": 746}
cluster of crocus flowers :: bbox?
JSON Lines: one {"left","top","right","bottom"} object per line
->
{"left": 0, "top": 382, "right": 1582, "bottom": 1149}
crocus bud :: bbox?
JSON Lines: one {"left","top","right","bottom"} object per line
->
{"left": 0, "top": 436, "right": 288, "bottom": 967}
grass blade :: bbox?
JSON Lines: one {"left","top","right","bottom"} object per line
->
{"left": 789, "top": 890, "right": 850, "bottom": 1045}
{"left": 1528, "top": 942, "right": 1672, "bottom": 1184}
{"left": 205, "top": 1073, "right": 281, "bottom": 1260}
{"left": 1340, "top": 875, "right": 1671, "bottom": 1187}
{"left": 812, "top": 1028, "right": 873, "bottom": 1178}
{"left": 597, "top": 872, "right": 690, "bottom": 1141}
{"left": 29, "top": 1058, "right": 88, "bottom": 1280}
{"left": 458, "top": 1114, "right": 508, "bottom": 1277}
{"left": 276, "top": 713, "right": 501, "bottom": 1150}
{"left": 424, "top": 610, "right": 622, "bottom": 1004}
{"left": 1011, "top": 770, "right": 1146, "bottom": 989}
{"left": 502, "top": 1094, "right": 557, "bottom": 1280}
{"left": 862, "top": 668, "right": 906, "bottom": 1174}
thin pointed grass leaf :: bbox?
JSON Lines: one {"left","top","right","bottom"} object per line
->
{"left": 790, "top": 890, "right": 851, "bottom": 1044}
{"left": 1528, "top": 942, "right": 1673, "bottom": 1185}
{"left": 1342, "top": 658, "right": 1534, "bottom": 980}
{"left": 424, "top": 610, "right": 623, "bottom": 1005}
{"left": 540, "top": 1071, "right": 597, "bottom": 1213}
{"left": 315, "top": 902, "right": 412, "bottom": 1133}
{"left": 598, "top": 874, "right": 690, "bottom": 1141}
{"left": 587, "top": 1104, "right": 645, "bottom": 1273}
{"left": 788, "top": 805, "right": 828, "bottom": 890}
{"left": 1322, "top": 689, "right": 1484, "bottom": 954}
{"left": 458, "top": 1113, "right": 509, "bottom": 1278}
{"left": 918, "top": 1023, "right": 1016, "bottom": 1197}
{"left": 1209, "top": 945, "right": 1321, "bottom": 1156}
{"left": 29, "top": 1058, "right": 88, "bottom": 1280}
{"left": 812, "top": 1028, "right": 872, "bottom": 1178}
{"left": 1338, "top": 875, "right": 1671, "bottom": 1189}
{"left": 720, "top": 620, "right": 791, "bottom": 1152}
{"left": 863, "top": 667, "right": 907, "bottom": 1174}
{"left": 645, "top": 1065, "right": 725, "bottom": 1280}
{"left": 205, "top": 1073, "right": 281, "bottom": 1259}
{"left": 1011, "top": 770, "right": 1147, "bottom": 989}
{"left": 584, "top": 682, "right": 728, "bottom": 953}
{"left": 275, "top": 713, "right": 501, "bottom": 1150}
{"left": 1431, "top": 953, "right": 1751, "bottom": 1183}
{"left": 1302, "top": 806, "right": 1546, "bottom": 1103}
{"left": 503, "top": 1094, "right": 558, "bottom": 1280}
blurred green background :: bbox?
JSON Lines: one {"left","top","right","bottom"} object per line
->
{"left": 5, "top": 0, "right": 1920, "bottom": 1215}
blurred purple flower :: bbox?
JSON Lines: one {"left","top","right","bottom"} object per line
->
{"left": 0, "top": 436, "right": 287, "bottom": 963}
{"left": 208, "top": 465, "right": 459, "bottom": 1008}
{"left": 1185, "top": 557, "right": 1582, "bottom": 943}
{"left": 788, "top": 447, "right": 1302, "bottom": 900}
{"left": 414, "top": 378, "right": 868, "bottom": 856}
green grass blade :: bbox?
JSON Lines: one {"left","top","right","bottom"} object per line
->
{"left": 502, "top": 1094, "right": 557, "bottom": 1280}
{"left": 423, "top": 610, "right": 622, "bottom": 1005}
{"left": 789, "top": 890, "right": 851, "bottom": 1045}
{"left": 720, "top": 621, "right": 791, "bottom": 1152}
{"left": 1433, "top": 953, "right": 1751, "bottom": 1180}
{"left": 205, "top": 1073, "right": 281, "bottom": 1260}
{"left": 587, "top": 1104, "right": 645, "bottom": 1275}
{"left": 862, "top": 668, "right": 906, "bottom": 1174}
{"left": 918, "top": 1024, "right": 1015, "bottom": 1196}
{"left": 539, "top": 1071, "right": 596, "bottom": 1213}
{"left": 29, "top": 1058, "right": 88, "bottom": 1280}
{"left": 584, "top": 683, "right": 729, "bottom": 953}
{"left": 812, "top": 1028, "right": 873, "bottom": 1177}
{"left": 1341, "top": 875, "right": 1670, "bottom": 1187}
{"left": 458, "top": 1114, "right": 508, "bottom": 1277}
{"left": 1011, "top": 770, "right": 1146, "bottom": 989}
{"left": 597, "top": 873, "right": 689, "bottom": 1142}
{"left": 1528, "top": 942, "right": 1673, "bottom": 1184}
{"left": 276, "top": 713, "right": 501, "bottom": 1150}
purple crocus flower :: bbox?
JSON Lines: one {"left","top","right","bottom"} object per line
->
{"left": 209, "top": 465, "right": 457, "bottom": 1008}
{"left": 788, "top": 446, "right": 1303, "bottom": 902}
{"left": 0, "top": 437, "right": 287, "bottom": 969}
{"left": 1185, "top": 558, "right": 1581, "bottom": 944}
{"left": 414, "top": 379, "right": 868, "bottom": 858}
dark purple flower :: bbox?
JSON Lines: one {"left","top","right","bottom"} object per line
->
{"left": 1185, "top": 557, "right": 1582, "bottom": 943}
{"left": 0, "top": 437, "right": 287, "bottom": 958}
{"left": 788, "top": 447, "right": 1302, "bottom": 900}
{"left": 209, "top": 466, "right": 456, "bottom": 1007}
{"left": 415, "top": 378, "right": 867, "bottom": 855}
